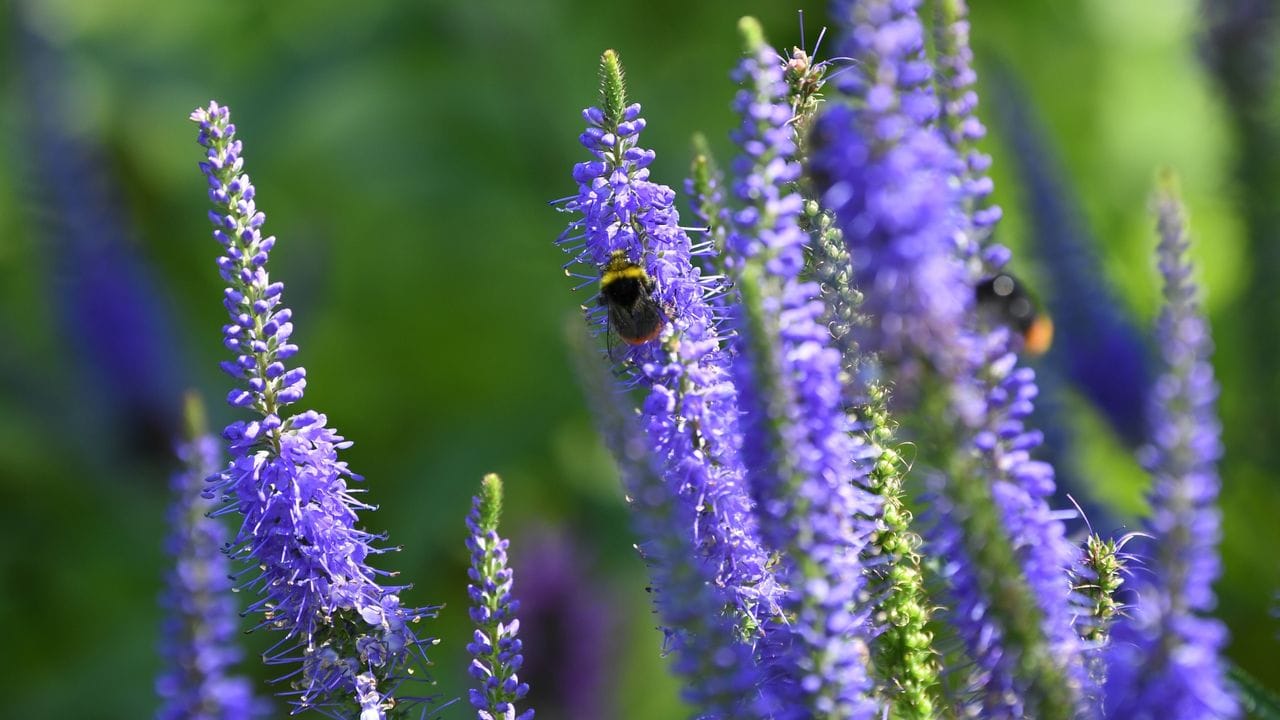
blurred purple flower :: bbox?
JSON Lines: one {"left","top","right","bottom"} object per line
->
{"left": 191, "top": 102, "right": 436, "bottom": 720}
{"left": 920, "top": 331, "right": 1090, "bottom": 719}
{"left": 1199, "top": 0, "right": 1280, "bottom": 470}
{"left": 970, "top": 332, "right": 1091, "bottom": 716}
{"left": 726, "top": 23, "right": 879, "bottom": 717}
{"left": 156, "top": 404, "right": 266, "bottom": 720}
{"left": 17, "top": 21, "right": 184, "bottom": 459}
{"left": 815, "top": 3, "right": 1088, "bottom": 716}
{"left": 934, "top": 0, "right": 1002, "bottom": 239}
{"left": 1200, "top": 0, "right": 1278, "bottom": 109}
{"left": 1103, "top": 186, "right": 1238, "bottom": 720}
{"left": 812, "top": 1, "right": 970, "bottom": 376}
{"left": 985, "top": 63, "right": 1152, "bottom": 447}
{"left": 510, "top": 527, "right": 612, "bottom": 720}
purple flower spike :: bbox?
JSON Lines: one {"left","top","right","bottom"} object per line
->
{"left": 970, "top": 331, "right": 1091, "bottom": 716}
{"left": 466, "top": 475, "right": 534, "bottom": 720}
{"left": 812, "top": 0, "right": 971, "bottom": 376}
{"left": 20, "top": 23, "right": 185, "bottom": 461}
{"left": 920, "top": 336, "right": 1090, "bottom": 718}
{"left": 934, "top": 0, "right": 1002, "bottom": 241}
{"left": 555, "top": 52, "right": 782, "bottom": 639}
{"left": 726, "top": 19, "right": 879, "bottom": 718}
{"left": 156, "top": 395, "right": 266, "bottom": 720}
{"left": 815, "top": 4, "right": 1088, "bottom": 717}
{"left": 567, "top": 324, "right": 764, "bottom": 720}
{"left": 1103, "top": 183, "right": 1238, "bottom": 720}
{"left": 556, "top": 51, "right": 779, "bottom": 717}
{"left": 191, "top": 102, "right": 437, "bottom": 719}
{"left": 509, "top": 527, "right": 613, "bottom": 720}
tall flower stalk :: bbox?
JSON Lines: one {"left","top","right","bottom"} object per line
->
{"left": 933, "top": 0, "right": 1001, "bottom": 244}
{"left": 938, "top": 8, "right": 1093, "bottom": 693}
{"left": 774, "top": 38, "right": 941, "bottom": 709}
{"left": 466, "top": 474, "right": 533, "bottom": 720}
{"left": 812, "top": 3, "right": 1087, "bottom": 717}
{"left": 565, "top": 325, "right": 764, "bottom": 718}
{"left": 725, "top": 17, "right": 880, "bottom": 718}
{"left": 19, "top": 22, "right": 184, "bottom": 459}
{"left": 812, "top": 1, "right": 970, "bottom": 376}
{"left": 960, "top": 335, "right": 1089, "bottom": 718}
{"left": 156, "top": 393, "right": 265, "bottom": 720}
{"left": 1103, "top": 182, "right": 1238, "bottom": 720}
{"left": 555, "top": 53, "right": 777, "bottom": 716}
{"left": 555, "top": 51, "right": 782, "bottom": 641}
{"left": 191, "top": 102, "right": 436, "bottom": 719}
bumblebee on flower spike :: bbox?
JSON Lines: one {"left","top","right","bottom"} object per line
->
{"left": 598, "top": 249, "right": 664, "bottom": 347}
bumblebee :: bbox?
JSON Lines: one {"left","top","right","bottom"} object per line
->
{"left": 599, "top": 250, "right": 664, "bottom": 346}
{"left": 976, "top": 273, "right": 1053, "bottom": 356}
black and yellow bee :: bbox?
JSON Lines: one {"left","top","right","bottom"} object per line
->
{"left": 598, "top": 250, "right": 664, "bottom": 347}
{"left": 976, "top": 272, "right": 1053, "bottom": 356}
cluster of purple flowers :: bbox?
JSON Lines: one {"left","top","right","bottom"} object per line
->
{"left": 725, "top": 19, "right": 880, "bottom": 717}
{"left": 465, "top": 475, "right": 533, "bottom": 720}
{"left": 152, "top": 3, "right": 1246, "bottom": 720}
{"left": 556, "top": 51, "right": 783, "bottom": 642}
{"left": 813, "top": 2, "right": 1088, "bottom": 716}
{"left": 549, "top": 2, "right": 1240, "bottom": 720}
{"left": 156, "top": 400, "right": 264, "bottom": 720}
{"left": 172, "top": 102, "right": 544, "bottom": 720}
{"left": 1102, "top": 185, "right": 1237, "bottom": 719}
{"left": 189, "top": 102, "right": 437, "bottom": 720}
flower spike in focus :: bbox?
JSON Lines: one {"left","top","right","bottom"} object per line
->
{"left": 554, "top": 52, "right": 778, "bottom": 717}
{"left": 190, "top": 101, "right": 438, "bottom": 720}
{"left": 466, "top": 474, "right": 534, "bottom": 720}
{"left": 725, "top": 17, "right": 881, "bottom": 718}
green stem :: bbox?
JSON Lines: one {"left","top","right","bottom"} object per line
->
{"left": 861, "top": 386, "right": 941, "bottom": 719}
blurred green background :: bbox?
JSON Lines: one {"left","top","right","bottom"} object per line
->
{"left": 0, "top": 0, "right": 1276, "bottom": 717}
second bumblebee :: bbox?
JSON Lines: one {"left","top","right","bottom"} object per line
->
{"left": 975, "top": 272, "right": 1054, "bottom": 356}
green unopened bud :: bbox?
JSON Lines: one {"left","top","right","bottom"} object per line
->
{"left": 598, "top": 49, "right": 628, "bottom": 130}
{"left": 737, "top": 16, "right": 766, "bottom": 53}
{"left": 478, "top": 473, "right": 504, "bottom": 533}
{"left": 1073, "top": 532, "right": 1132, "bottom": 645}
